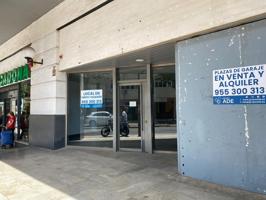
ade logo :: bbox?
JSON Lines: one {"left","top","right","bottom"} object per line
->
{"left": 214, "top": 97, "right": 234, "bottom": 104}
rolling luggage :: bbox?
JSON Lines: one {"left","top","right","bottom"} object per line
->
{"left": 1, "top": 130, "right": 14, "bottom": 147}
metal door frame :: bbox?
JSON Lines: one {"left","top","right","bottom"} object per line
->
{"left": 117, "top": 80, "right": 146, "bottom": 152}
{"left": 115, "top": 64, "right": 153, "bottom": 153}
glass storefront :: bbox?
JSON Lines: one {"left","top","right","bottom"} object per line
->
{"left": 152, "top": 66, "right": 177, "bottom": 151}
{"left": 117, "top": 67, "right": 147, "bottom": 150}
{"left": 0, "top": 80, "right": 31, "bottom": 142}
{"left": 67, "top": 64, "right": 177, "bottom": 152}
{"left": 19, "top": 81, "right": 30, "bottom": 141}
{"left": 118, "top": 66, "right": 147, "bottom": 80}
{"left": 118, "top": 84, "right": 142, "bottom": 149}
{"left": 67, "top": 71, "right": 113, "bottom": 148}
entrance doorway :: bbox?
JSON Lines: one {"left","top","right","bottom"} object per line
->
{"left": 0, "top": 82, "right": 30, "bottom": 143}
{"left": 118, "top": 84, "right": 142, "bottom": 150}
{"left": 118, "top": 80, "right": 152, "bottom": 152}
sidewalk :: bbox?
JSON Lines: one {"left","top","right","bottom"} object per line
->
{"left": 0, "top": 146, "right": 265, "bottom": 200}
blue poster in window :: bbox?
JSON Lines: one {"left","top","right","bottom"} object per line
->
{"left": 80, "top": 89, "right": 103, "bottom": 108}
{"left": 213, "top": 64, "right": 266, "bottom": 104}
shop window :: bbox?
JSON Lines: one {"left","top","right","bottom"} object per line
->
{"left": 152, "top": 65, "right": 177, "bottom": 151}
{"left": 67, "top": 71, "right": 113, "bottom": 148}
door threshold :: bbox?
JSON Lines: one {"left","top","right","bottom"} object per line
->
{"left": 15, "top": 140, "right": 29, "bottom": 147}
{"left": 153, "top": 150, "right": 177, "bottom": 154}
{"left": 66, "top": 145, "right": 113, "bottom": 152}
{"left": 119, "top": 148, "right": 143, "bottom": 152}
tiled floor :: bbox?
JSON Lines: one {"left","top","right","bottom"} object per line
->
{"left": 0, "top": 147, "right": 265, "bottom": 200}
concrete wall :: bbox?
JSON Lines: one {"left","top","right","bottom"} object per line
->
{"left": 59, "top": 0, "right": 266, "bottom": 70}
{"left": 0, "top": 0, "right": 109, "bottom": 149}
{"left": 0, "top": 47, "right": 35, "bottom": 74}
{"left": 0, "top": 0, "right": 266, "bottom": 69}
{"left": 176, "top": 19, "right": 266, "bottom": 194}
{"left": 28, "top": 31, "right": 67, "bottom": 149}
{"left": 31, "top": 32, "right": 66, "bottom": 115}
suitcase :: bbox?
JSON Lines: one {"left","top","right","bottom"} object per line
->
{"left": 1, "top": 130, "right": 14, "bottom": 146}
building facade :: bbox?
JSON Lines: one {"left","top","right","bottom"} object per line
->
{"left": 0, "top": 0, "right": 266, "bottom": 194}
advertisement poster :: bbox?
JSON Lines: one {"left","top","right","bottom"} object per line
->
{"left": 213, "top": 64, "right": 266, "bottom": 104}
{"left": 80, "top": 89, "right": 103, "bottom": 108}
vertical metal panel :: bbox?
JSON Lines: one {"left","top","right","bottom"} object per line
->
{"left": 176, "top": 19, "right": 266, "bottom": 194}
{"left": 176, "top": 49, "right": 182, "bottom": 172}
{"left": 113, "top": 68, "right": 119, "bottom": 152}
{"left": 145, "top": 64, "right": 153, "bottom": 153}
{"left": 240, "top": 20, "right": 266, "bottom": 193}
{"left": 67, "top": 74, "right": 81, "bottom": 139}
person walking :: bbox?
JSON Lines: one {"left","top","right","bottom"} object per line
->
{"left": 6, "top": 111, "right": 16, "bottom": 147}
{"left": 120, "top": 107, "right": 129, "bottom": 136}
{"left": 19, "top": 111, "right": 28, "bottom": 140}
{"left": 0, "top": 111, "right": 3, "bottom": 126}
{"left": 0, "top": 111, "right": 4, "bottom": 132}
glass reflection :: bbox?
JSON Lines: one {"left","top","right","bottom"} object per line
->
{"left": 67, "top": 72, "right": 113, "bottom": 148}
{"left": 153, "top": 66, "right": 177, "bottom": 151}
{"left": 118, "top": 66, "right": 146, "bottom": 80}
{"left": 119, "top": 85, "right": 141, "bottom": 149}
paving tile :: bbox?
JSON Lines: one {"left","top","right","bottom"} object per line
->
{"left": 0, "top": 147, "right": 265, "bottom": 200}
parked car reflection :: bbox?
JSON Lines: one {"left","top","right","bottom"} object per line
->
{"left": 84, "top": 111, "right": 112, "bottom": 127}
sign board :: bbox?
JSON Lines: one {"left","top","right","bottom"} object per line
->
{"left": 129, "top": 101, "right": 137, "bottom": 107}
{"left": 213, "top": 64, "right": 266, "bottom": 104}
{"left": 0, "top": 64, "right": 30, "bottom": 88}
{"left": 80, "top": 89, "right": 103, "bottom": 108}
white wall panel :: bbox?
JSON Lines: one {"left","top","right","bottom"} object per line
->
{"left": 31, "top": 32, "right": 57, "bottom": 55}
{"left": 56, "top": 81, "right": 67, "bottom": 98}
{"left": 31, "top": 78, "right": 66, "bottom": 114}
{"left": 30, "top": 97, "right": 65, "bottom": 115}
{"left": 55, "top": 98, "right": 67, "bottom": 115}
{"left": 31, "top": 81, "right": 57, "bottom": 100}
{"left": 59, "top": 0, "right": 266, "bottom": 70}
{"left": 34, "top": 48, "right": 57, "bottom": 68}
{"left": 31, "top": 65, "right": 56, "bottom": 85}
{"left": 31, "top": 81, "right": 66, "bottom": 115}
{"left": 0, "top": 47, "right": 35, "bottom": 73}
{"left": 30, "top": 33, "right": 67, "bottom": 115}
{"left": 30, "top": 98, "right": 57, "bottom": 115}
{"left": 56, "top": 71, "right": 67, "bottom": 82}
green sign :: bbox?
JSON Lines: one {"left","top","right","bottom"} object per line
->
{"left": 0, "top": 64, "right": 30, "bottom": 88}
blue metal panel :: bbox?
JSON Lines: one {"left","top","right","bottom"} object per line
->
{"left": 176, "top": 19, "right": 266, "bottom": 194}
{"left": 241, "top": 20, "right": 266, "bottom": 194}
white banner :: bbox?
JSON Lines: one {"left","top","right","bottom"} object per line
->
{"left": 213, "top": 64, "right": 266, "bottom": 104}
{"left": 80, "top": 89, "right": 103, "bottom": 108}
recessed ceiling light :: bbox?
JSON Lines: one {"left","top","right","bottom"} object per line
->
{"left": 136, "top": 58, "right": 144, "bottom": 62}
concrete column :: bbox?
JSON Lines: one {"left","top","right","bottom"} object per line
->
{"left": 29, "top": 31, "right": 66, "bottom": 149}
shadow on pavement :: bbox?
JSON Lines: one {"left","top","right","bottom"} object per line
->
{"left": 0, "top": 147, "right": 265, "bottom": 200}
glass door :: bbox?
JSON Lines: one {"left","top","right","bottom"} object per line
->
{"left": 118, "top": 84, "right": 143, "bottom": 151}
{"left": 116, "top": 66, "right": 152, "bottom": 153}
